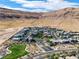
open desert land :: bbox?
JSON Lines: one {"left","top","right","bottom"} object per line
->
{"left": 0, "top": 18, "right": 79, "bottom": 32}
{"left": 0, "top": 27, "right": 23, "bottom": 47}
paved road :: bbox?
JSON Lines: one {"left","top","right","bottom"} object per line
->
{"left": 30, "top": 49, "right": 78, "bottom": 59}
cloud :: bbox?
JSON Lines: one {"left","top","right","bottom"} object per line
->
{"left": 0, "top": 4, "right": 48, "bottom": 12}
{"left": 0, "top": 4, "right": 27, "bottom": 11}
{"left": 1, "top": 0, "right": 79, "bottom": 12}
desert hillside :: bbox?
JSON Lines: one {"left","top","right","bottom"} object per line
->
{"left": 0, "top": 7, "right": 79, "bottom": 32}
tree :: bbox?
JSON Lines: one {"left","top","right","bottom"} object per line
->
{"left": 51, "top": 54, "right": 59, "bottom": 59}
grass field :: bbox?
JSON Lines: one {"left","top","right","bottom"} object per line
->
{"left": 2, "top": 43, "right": 29, "bottom": 59}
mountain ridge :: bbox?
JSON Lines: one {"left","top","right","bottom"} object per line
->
{"left": 0, "top": 7, "right": 79, "bottom": 20}
{"left": 0, "top": 7, "right": 79, "bottom": 32}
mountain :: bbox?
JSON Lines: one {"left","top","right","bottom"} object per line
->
{"left": 44, "top": 8, "right": 79, "bottom": 19}
{"left": 0, "top": 7, "right": 79, "bottom": 32}
{"left": 0, "top": 8, "right": 43, "bottom": 19}
{"left": 0, "top": 8, "right": 79, "bottom": 20}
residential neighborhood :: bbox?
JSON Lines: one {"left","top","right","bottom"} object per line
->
{"left": 8, "top": 27, "right": 79, "bottom": 59}
{"left": 0, "top": 27, "right": 79, "bottom": 59}
{"left": 11, "top": 27, "right": 79, "bottom": 44}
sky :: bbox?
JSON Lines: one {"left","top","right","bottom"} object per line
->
{"left": 0, "top": 0, "right": 79, "bottom": 12}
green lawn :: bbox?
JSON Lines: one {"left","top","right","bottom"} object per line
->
{"left": 2, "top": 43, "right": 29, "bottom": 59}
